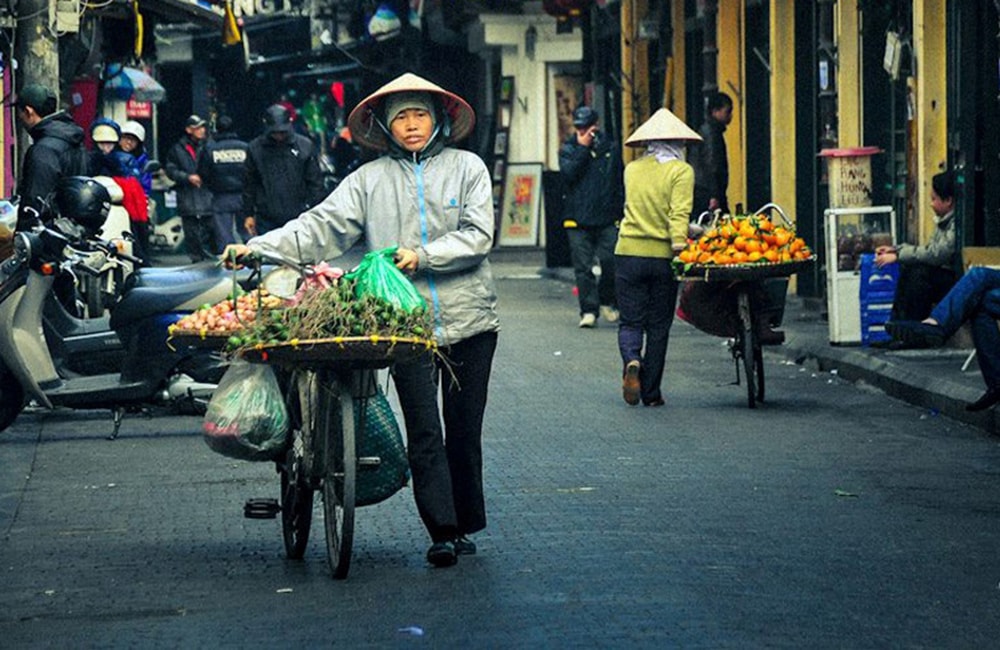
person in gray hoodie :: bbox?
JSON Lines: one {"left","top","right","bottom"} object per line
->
{"left": 224, "top": 73, "right": 499, "bottom": 569}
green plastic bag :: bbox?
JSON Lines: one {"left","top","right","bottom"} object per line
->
{"left": 345, "top": 247, "right": 426, "bottom": 313}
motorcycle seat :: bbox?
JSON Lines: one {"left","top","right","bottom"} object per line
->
{"left": 111, "top": 266, "right": 230, "bottom": 330}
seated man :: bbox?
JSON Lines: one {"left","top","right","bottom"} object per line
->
{"left": 887, "top": 266, "right": 1000, "bottom": 411}
{"left": 876, "top": 170, "right": 958, "bottom": 326}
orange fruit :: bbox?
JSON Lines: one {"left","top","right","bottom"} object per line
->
{"left": 748, "top": 251, "right": 763, "bottom": 262}
{"left": 745, "top": 239, "right": 762, "bottom": 254}
{"left": 763, "top": 249, "right": 779, "bottom": 262}
{"left": 732, "top": 251, "right": 749, "bottom": 264}
{"left": 697, "top": 251, "right": 713, "bottom": 264}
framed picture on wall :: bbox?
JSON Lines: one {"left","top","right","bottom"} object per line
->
{"left": 498, "top": 162, "right": 543, "bottom": 247}
{"left": 493, "top": 129, "right": 508, "bottom": 156}
{"left": 499, "top": 76, "right": 514, "bottom": 103}
{"left": 499, "top": 104, "right": 512, "bottom": 129}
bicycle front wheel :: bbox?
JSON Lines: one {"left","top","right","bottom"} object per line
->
{"left": 320, "top": 375, "right": 356, "bottom": 579}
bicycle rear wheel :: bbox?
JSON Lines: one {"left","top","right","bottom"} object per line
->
{"left": 737, "top": 290, "right": 758, "bottom": 409}
{"left": 320, "top": 374, "right": 356, "bottom": 579}
{"left": 754, "top": 343, "right": 765, "bottom": 403}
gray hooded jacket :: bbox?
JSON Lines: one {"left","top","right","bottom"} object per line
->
{"left": 248, "top": 147, "right": 500, "bottom": 347}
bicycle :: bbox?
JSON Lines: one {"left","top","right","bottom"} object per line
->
{"left": 677, "top": 204, "right": 814, "bottom": 408}
{"left": 189, "top": 254, "right": 433, "bottom": 579}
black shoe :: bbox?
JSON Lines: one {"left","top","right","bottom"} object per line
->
{"left": 426, "top": 541, "right": 457, "bottom": 567}
{"left": 966, "top": 387, "right": 1000, "bottom": 412}
{"left": 454, "top": 536, "right": 477, "bottom": 555}
{"left": 885, "top": 320, "right": 946, "bottom": 348}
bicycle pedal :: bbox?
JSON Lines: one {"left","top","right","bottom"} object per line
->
{"left": 243, "top": 498, "right": 280, "bottom": 519}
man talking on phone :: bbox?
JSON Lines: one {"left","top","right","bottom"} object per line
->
{"left": 559, "top": 105, "right": 623, "bottom": 328}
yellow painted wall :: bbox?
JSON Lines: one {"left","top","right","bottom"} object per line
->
{"left": 835, "top": 0, "right": 862, "bottom": 146}
{"left": 717, "top": 1, "right": 745, "bottom": 211}
{"left": 769, "top": 0, "right": 796, "bottom": 222}
{"left": 912, "top": 0, "right": 948, "bottom": 242}
{"left": 620, "top": 0, "right": 650, "bottom": 164}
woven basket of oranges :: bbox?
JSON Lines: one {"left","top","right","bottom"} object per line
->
{"left": 673, "top": 213, "right": 815, "bottom": 281}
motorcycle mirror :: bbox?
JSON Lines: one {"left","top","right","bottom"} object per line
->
{"left": 261, "top": 267, "right": 300, "bottom": 299}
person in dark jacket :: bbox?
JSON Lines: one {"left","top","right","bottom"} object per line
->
{"left": 165, "top": 115, "right": 215, "bottom": 262}
{"left": 558, "top": 105, "right": 623, "bottom": 328}
{"left": 14, "top": 83, "right": 88, "bottom": 231}
{"left": 242, "top": 104, "right": 324, "bottom": 236}
{"left": 197, "top": 115, "right": 249, "bottom": 248}
{"left": 688, "top": 91, "right": 733, "bottom": 219}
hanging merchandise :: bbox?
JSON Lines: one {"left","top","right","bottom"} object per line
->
{"left": 132, "top": 1, "right": 144, "bottom": 59}
{"left": 222, "top": 0, "right": 242, "bottom": 46}
{"left": 367, "top": 2, "right": 401, "bottom": 41}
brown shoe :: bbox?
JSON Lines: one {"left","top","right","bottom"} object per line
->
{"left": 622, "top": 361, "right": 641, "bottom": 405}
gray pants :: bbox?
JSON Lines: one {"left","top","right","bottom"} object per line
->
{"left": 567, "top": 225, "right": 618, "bottom": 315}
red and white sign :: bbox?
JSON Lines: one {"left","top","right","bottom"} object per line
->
{"left": 126, "top": 99, "right": 152, "bottom": 119}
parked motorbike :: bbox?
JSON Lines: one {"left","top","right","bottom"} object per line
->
{"left": 0, "top": 177, "right": 236, "bottom": 439}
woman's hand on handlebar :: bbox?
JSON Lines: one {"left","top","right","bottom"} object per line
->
{"left": 222, "top": 244, "right": 253, "bottom": 269}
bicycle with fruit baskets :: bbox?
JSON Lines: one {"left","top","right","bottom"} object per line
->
{"left": 171, "top": 251, "right": 437, "bottom": 579}
{"left": 674, "top": 203, "right": 815, "bottom": 408}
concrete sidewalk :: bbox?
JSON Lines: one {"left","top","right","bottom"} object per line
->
{"left": 776, "top": 295, "right": 1000, "bottom": 435}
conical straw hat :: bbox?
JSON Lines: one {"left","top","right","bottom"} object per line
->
{"left": 347, "top": 72, "right": 476, "bottom": 151}
{"left": 624, "top": 108, "right": 702, "bottom": 147}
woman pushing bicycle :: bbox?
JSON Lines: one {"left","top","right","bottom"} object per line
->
{"left": 223, "top": 73, "right": 500, "bottom": 568}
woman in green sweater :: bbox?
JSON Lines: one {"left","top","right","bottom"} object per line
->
{"left": 615, "top": 109, "right": 702, "bottom": 406}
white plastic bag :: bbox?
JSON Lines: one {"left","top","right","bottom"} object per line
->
{"left": 203, "top": 361, "right": 289, "bottom": 461}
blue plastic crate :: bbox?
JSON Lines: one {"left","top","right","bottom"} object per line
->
{"left": 862, "top": 321, "right": 891, "bottom": 346}
{"left": 861, "top": 305, "right": 893, "bottom": 326}
{"left": 859, "top": 253, "right": 899, "bottom": 300}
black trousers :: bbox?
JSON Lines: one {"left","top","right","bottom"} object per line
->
{"left": 390, "top": 331, "right": 498, "bottom": 542}
{"left": 181, "top": 214, "right": 217, "bottom": 263}
{"left": 891, "top": 262, "right": 958, "bottom": 322}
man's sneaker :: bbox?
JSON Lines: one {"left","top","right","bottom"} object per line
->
{"left": 579, "top": 313, "right": 597, "bottom": 328}
{"left": 426, "top": 541, "right": 457, "bottom": 567}
{"left": 600, "top": 305, "right": 620, "bottom": 323}
{"left": 622, "top": 360, "right": 641, "bottom": 405}
{"left": 454, "top": 536, "right": 477, "bottom": 555}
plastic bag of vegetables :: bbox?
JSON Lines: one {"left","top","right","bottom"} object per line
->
{"left": 345, "top": 247, "right": 426, "bottom": 313}
{"left": 202, "top": 360, "right": 289, "bottom": 461}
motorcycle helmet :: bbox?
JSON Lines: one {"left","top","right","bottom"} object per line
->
{"left": 263, "top": 104, "right": 294, "bottom": 135}
{"left": 55, "top": 176, "right": 112, "bottom": 236}
{"left": 90, "top": 118, "right": 121, "bottom": 144}
{"left": 121, "top": 120, "right": 146, "bottom": 143}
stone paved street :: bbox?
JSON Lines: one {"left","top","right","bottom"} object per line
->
{"left": 2, "top": 271, "right": 1000, "bottom": 648}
